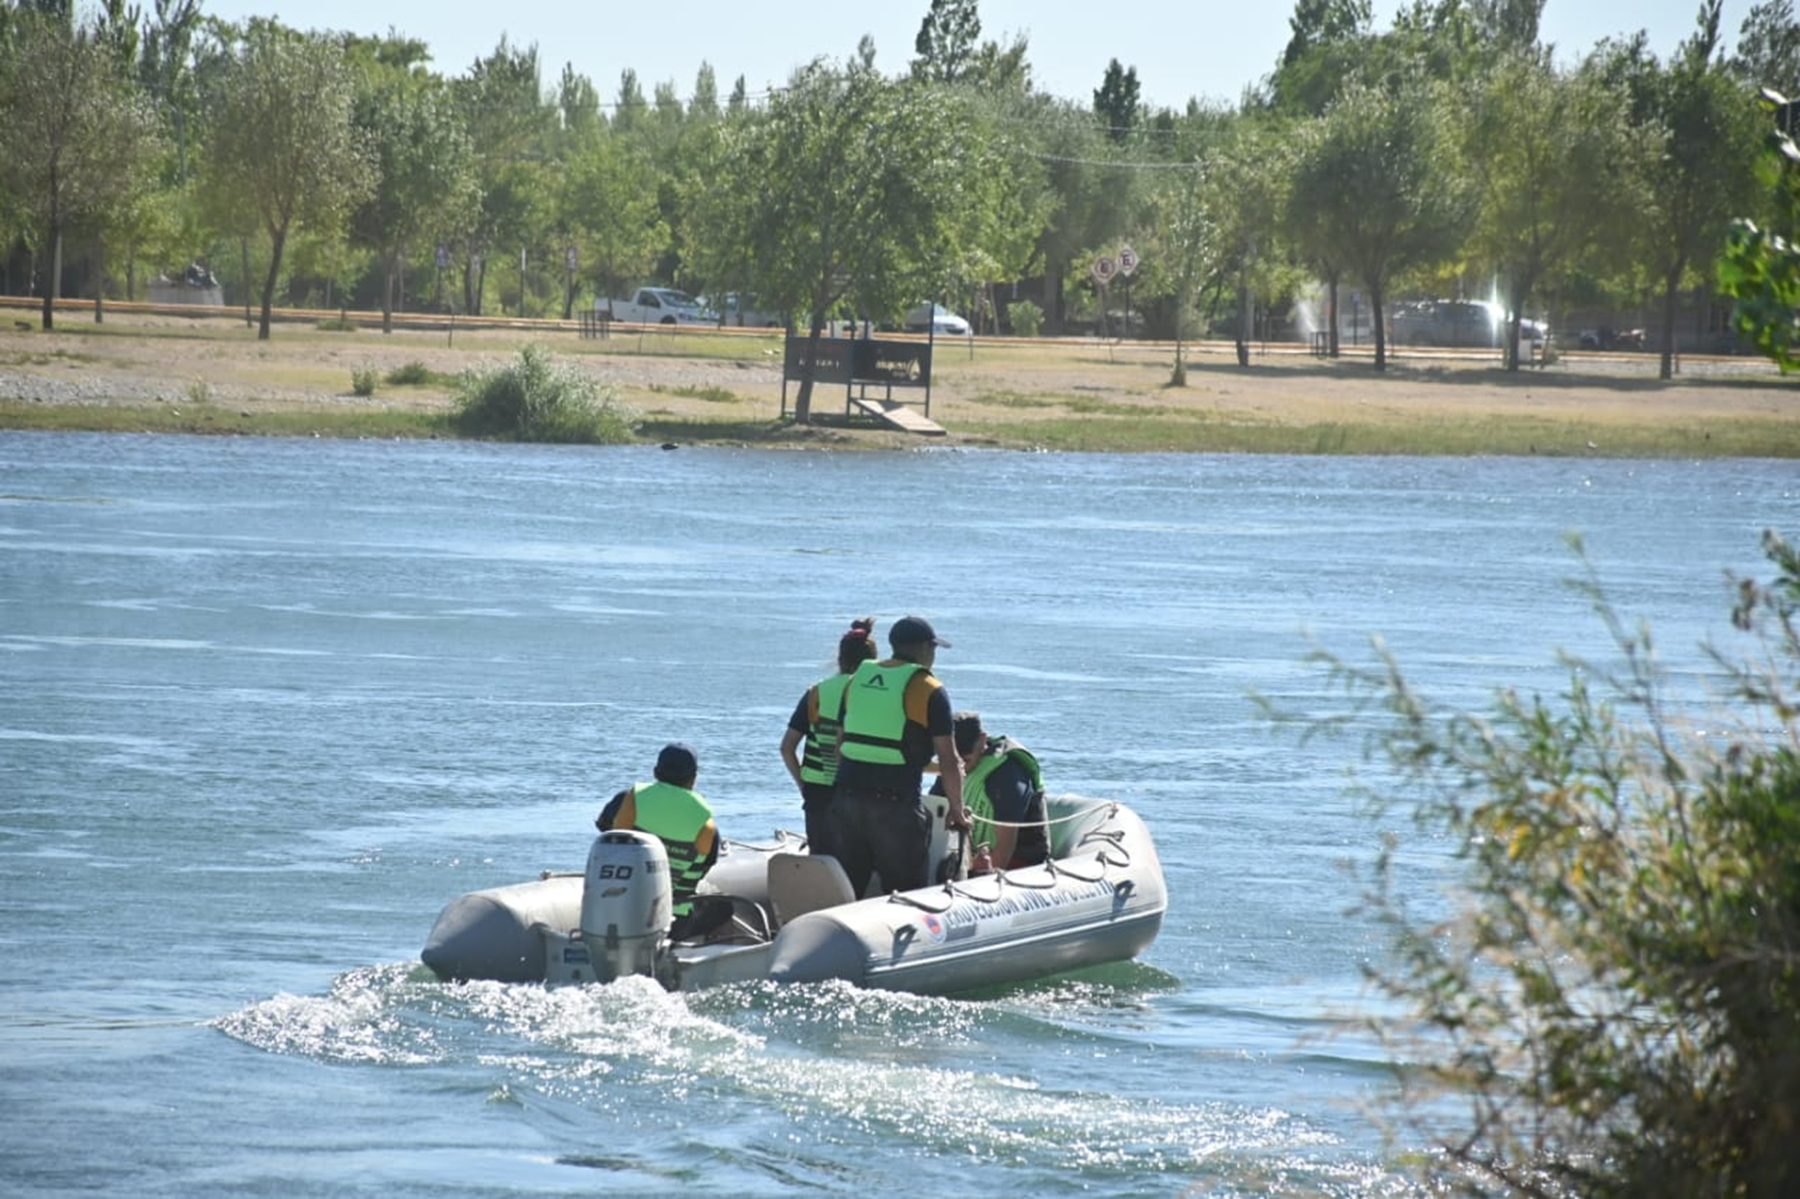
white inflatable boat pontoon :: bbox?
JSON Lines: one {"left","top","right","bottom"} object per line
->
{"left": 421, "top": 793, "right": 1166, "bottom": 995}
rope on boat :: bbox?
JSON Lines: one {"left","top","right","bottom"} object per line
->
{"left": 887, "top": 801, "right": 1133, "bottom": 906}
{"left": 722, "top": 830, "right": 806, "bottom": 854}
{"left": 967, "top": 798, "right": 1119, "bottom": 832}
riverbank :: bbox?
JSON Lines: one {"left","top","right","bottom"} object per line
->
{"left": 2, "top": 308, "right": 1796, "bottom": 455}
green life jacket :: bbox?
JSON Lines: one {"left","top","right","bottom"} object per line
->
{"left": 799, "top": 672, "right": 854, "bottom": 785}
{"left": 627, "top": 779, "right": 714, "bottom": 916}
{"left": 963, "top": 738, "right": 1044, "bottom": 833}
{"left": 837, "top": 660, "right": 925, "bottom": 766}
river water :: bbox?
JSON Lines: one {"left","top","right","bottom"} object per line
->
{"left": 2, "top": 431, "right": 1792, "bottom": 1196}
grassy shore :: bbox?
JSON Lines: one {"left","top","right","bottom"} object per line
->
{"left": 2, "top": 307, "right": 1797, "bottom": 456}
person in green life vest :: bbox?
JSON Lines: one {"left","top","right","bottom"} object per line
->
{"left": 943, "top": 711, "right": 1048, "bottom": 873}
{"left": 830, "top": 614, "right": 969, "bottom": 897}
{"left": 595, "top": 742, "right": 728, "bottom": 941}
{"left": 779, "top": 617, "right": 878, "bottom": 858}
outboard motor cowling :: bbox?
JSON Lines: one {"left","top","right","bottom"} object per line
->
{"left": 579, "top": 830, "right": 673, "bottom": 982}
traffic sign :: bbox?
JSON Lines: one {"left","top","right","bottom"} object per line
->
{"left": 1093, "top": 255, "right": 1117, "bottom": 285}
{"left": 1118, "top": 245, "right": 1139, "bottom": 277}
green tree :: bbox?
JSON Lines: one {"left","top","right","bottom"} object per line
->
{"left": 1720, "top": 89, "right": 1800, "bottom": 370}
{"left": 690, "top": 62, "right": 719, "bottom": 120}
{"left": 453, "top": 38, "right": 554, "bottom": 316}
{"left": 560, "top": 129, "right": 665, "bottom": 305}
{"left": 1734, "top": 0, "right": 1800, "bottom": 97}
{"left": 1025, "top": 99, "right": 1141, "bottom": 331}
{"left": 1471, "top": 0, "right": 1544, "bottom": 52}
{"left": 612, "top": 67, "right": 647, "bottom": 135}
{"left": 1291, "top": 530, "right": 1800, "bottom": 1195}
{"left": 1144, "top": 162, "right": 1214, "bottom": 382}
{"left": 1465, "top": 53, "right": 1633, "bottom": 369}
{"left": 1093, "top": 58, "right": 1140, "bottom": 142}
{"left": 348, "top": 41, "right": 479, "bottom": 330}
{"left": 911, "top": 0, "right": 981, "bottom": 84}
{"left": 1289, "top": 79, "right": 1470, "bottom": 370}
{"left": 1209, "top": 121, "right": 1294, "bottom": 367}
{"left": 202, "top": 23, "right": 372, "bottom": 339}
{"left": 1267, "top": 0, "right": 1373, "bottom": 115}
{"left": 0, "top": 7, "right": 162, "bottom": 330}
{"left": 1635, "top": 1, "right": 1763, "bottom": 378}
{"left": 556, "top": 63, "right": 603, "bottom": 145}
{"left": 1280, "top": 0, "right": 1371, "bottom": 66}
{"left": 692, "top": 58, "right": 1005, "bottom": 422}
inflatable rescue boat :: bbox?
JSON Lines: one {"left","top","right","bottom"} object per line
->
{"left": 421, "top": 793, "right": 1166, "bottom": 995}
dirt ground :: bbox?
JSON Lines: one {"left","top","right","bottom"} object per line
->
{"left": 2, "top": 306, "right": 1797, "bottom": 451}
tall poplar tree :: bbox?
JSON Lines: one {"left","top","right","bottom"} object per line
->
{"left": 911, "top": 0, "right": 981, "bottom": 84}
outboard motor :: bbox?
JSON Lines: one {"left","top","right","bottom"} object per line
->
{"left": 578, "top": 830, "right": 673, "bottom": 983}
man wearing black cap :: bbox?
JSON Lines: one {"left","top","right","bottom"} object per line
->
{"left": 830, "top": 614, "right": 969, "bottom": 896}
{"left": 596, "top": 743, "right": 723, "bottom": 939}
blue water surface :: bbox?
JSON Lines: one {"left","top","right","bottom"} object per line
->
{"left": 2, "top": 431, "right": 1792, "bottom": 1196}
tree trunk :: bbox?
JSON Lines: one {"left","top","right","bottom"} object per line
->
{"left": 258, "top": 227, "right": 287, "bottom": 341}
{"left": 381, "top": 253, "right": 396, "bottom": 334}
{"left": 1504, "top": 281, "right": 1534, "bottom": 373}
{"left": 1327, "top": 273, "right": 1340, "bottom": 357}
{"left": 241, "top": 237, "right": 253, "bottom": 328}
{"left": 1371, "top": 280, "right": 1388, "bottom": 371}
{"left": 792, "top": 313, "right": 826, "bottom": 425}
{"left": 41, "top": 220, "right": 60, "bottom": 330}
{"left": 1234, "top": 273, "right": 1251, "bottom": 368}
{"left": 1657, "top": 263, "right": 1683, "bottom": 381}
{"left": 91, "top": 231, "right": 105, "bottom": 324}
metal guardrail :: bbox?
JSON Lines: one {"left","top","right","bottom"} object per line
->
{"left": 0, "top": 295, "right": 1759, "bottom": 369}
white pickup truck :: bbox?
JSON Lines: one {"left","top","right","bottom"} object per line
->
{"left": 599, "top": 287, "right": 716, "bottom": 326}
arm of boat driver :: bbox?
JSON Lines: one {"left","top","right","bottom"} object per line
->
{"left": 934, "top": 732, "right": 968, "bottom": 828}
{"left": 779, "top": 725, "right": 805, "bottom": 793}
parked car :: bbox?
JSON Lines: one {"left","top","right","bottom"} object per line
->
{"left": 601, "top": 287, "right": 716, "bottom": 326}
{"left": 904, "top": 303, "right": 971, "bottom": 337}
{"left": 1577, "top": 326, "right": 1645, "bottom": 351}
{"left": 1389, "top": 299, "right": 1547, "bottom": 351}
{"left": 703, "top": 293, "right": 784, "bottom": 328}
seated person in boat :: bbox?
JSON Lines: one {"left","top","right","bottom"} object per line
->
{"left": 596, "top": 742, "right": 728, "bottom": 940}
{"left": 935, "top": 711, "right": 1049, "bottom": 873}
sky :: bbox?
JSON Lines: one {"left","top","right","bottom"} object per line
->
{"left": 196, "top": 1, "right": 1762, "bottom": 110}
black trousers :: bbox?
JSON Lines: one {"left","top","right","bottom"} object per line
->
{"left": 828, "top": 788, "right": 929, "bottom": 897}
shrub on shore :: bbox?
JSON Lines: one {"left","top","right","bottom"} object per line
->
{"left": 451, "top": 345, "right": 636, "bottom": 444}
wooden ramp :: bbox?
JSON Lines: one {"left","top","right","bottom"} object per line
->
{"left": 850, "top": 396, "right": 945, "bottom": 436}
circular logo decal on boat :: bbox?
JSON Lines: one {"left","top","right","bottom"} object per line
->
{"left": 920, "top": 913, "right": 946, "bottom": 944}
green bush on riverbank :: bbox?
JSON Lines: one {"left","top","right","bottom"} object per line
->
{"left": 451, "top": 345, "right": 636, "bottom": 444}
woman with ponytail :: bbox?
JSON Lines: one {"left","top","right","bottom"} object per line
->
{"left": 779, "top": 618, "right": 878, "bottom": 857}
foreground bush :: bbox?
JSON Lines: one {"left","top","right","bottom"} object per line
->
{"left": 452, "top": 345, "right": 636, "bottom": 444}
{"left": 1293, "top": 531, "right": 1800, "bottom": 1196}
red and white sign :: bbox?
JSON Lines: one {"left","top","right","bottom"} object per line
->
{"left": 1118, "top": 245, "right": 1139, "bottom": 277}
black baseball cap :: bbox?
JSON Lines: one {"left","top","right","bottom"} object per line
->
{"left": 890, "top": 614, "right": 950, "bottom": 649}
{"left": 654, "top": 742, "right": 698, "bottom": 781}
